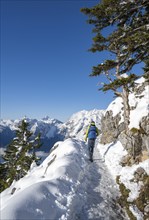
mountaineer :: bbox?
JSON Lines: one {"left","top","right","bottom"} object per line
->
{"left": 85, "top": 120, "right": 99, "bottom": 162}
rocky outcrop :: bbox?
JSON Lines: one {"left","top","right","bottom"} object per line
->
{"left": 100, "top": 110, "right": 125, "bottom": 144}
{"left": 139, "top": 116, "right": 149, "bottom": 153}
{"left": 100, "top": 111, "right": 148, "bottom": 160}
{"left": 100, "top": 79, "right": 149, "bottom": 160}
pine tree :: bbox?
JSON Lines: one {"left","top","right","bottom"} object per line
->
{"left": 81, "top": 0, "right": 149, "bottom": 129}
{"left": 0, "top": 119, "right": 42, "bottom": 192}
{"left": 143, "top": 59, "right": 149, "bottom": 81}
{"left": 0, "top": 143, "right": 18, "bottom": 191}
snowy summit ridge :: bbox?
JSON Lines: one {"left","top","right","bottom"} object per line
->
{"left": 1, "top": 138, "right": 126, "bottom": 220}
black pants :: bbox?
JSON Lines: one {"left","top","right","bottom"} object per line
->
{"left": 88, "top": 139, "right": 95, "bottom": 160}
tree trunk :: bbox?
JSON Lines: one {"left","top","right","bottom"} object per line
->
{"left": 122, "top": 86, "right": 130, "bottom": 130}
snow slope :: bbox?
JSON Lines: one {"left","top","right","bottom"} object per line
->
{"left": 1, "top": 139, "right": 87, "bottom": 219}
{"left": 0, "top": 138, "right": 127, "bottom": 220}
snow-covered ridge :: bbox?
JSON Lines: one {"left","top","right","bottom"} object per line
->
{"left": 1, "top": 139, "right": 89, "bottom": 220}
{"left": 1, "top": 138, "right": 129, "bottom": 220}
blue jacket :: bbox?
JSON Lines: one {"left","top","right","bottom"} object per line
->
{"left": 85, "top": 123, "right": 99, "bottom": 141}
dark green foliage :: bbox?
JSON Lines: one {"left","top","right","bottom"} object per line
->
{"left": 90, "top": 60, "right": 117, "bottom": 77}
{"left": 81, "top": 0, "right": 149, "bottom": 130}
{"left": 81, "top": 0, "right": 149, "bottom": 84}
{"left": 101, "top": 74, "right": 139, "bottom": 92}
{"left": 0, "top": 119, "right": 42, "bottom": 192}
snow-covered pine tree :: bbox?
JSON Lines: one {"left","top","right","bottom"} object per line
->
{"left": 0, "top": 119, "right": 42, "bottom": 192}
{"left": 81, "top": 0, "right": 149, "bottom": 130}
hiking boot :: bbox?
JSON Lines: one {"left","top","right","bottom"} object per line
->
{"left": 90, "top": 157, "right": 93, "bottom": 162}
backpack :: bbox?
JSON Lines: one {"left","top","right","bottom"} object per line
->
{"left": 88, "top": 125, "right": 97, "bottom": 139}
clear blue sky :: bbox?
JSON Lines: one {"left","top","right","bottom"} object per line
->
{"left": 0, "top": 0, "right": 144, "bottom": 122}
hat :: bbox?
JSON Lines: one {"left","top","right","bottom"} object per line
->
{"left": 90, "top": 120, "right": 95, "bottom": 125}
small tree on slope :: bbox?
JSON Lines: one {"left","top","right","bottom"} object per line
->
{"left": 0, "top": 119, "right": 42, "bottom": 192}
{"left": 81, "top": 0, "right": 149, "bottom": 130}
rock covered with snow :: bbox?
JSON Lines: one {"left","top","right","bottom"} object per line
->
{"left": 100, "top": 77, "right": 149, "bottom": 156}
{"left": 97, "top": 140, "right": 149, "bottom": 220}
{"left": 106, "top": 77, "right": 148, "bottom": 129}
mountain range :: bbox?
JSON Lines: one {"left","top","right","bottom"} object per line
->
{"left": 0, "top": 109, "right": 104, "bottom": 158}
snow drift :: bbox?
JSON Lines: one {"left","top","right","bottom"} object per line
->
{"left": 1, "top": 139, "right": 89, "bottom": 220}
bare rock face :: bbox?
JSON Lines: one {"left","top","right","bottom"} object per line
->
{"left": 119, "top": 129, "right": 143, "bottom": 157}
{"left": 100, "top": 110, "right": 125, "bottom": 144}
{"left": 134, "top": 167, "right": 147, "bottom": 182}
{"left": 100, "top": 112, "right": 148, "bottom": 159}
{"left": 139, "top": 116, "right": 149, "bottom": 153}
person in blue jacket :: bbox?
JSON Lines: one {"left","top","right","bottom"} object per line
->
{"left": 85, "top": 120, "right": 99, "bottom": 162}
